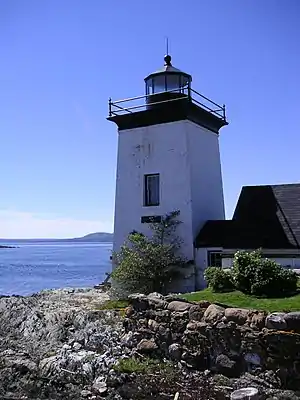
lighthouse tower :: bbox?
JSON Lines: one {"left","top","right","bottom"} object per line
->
{"left": 108, "top": 54, "right": 227, "bottom": 267}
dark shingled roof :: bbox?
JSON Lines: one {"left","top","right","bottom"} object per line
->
{"left": 195, "top": 184, "right": 300, "bottom": 249}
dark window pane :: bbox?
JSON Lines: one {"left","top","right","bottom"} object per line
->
{"left": 144, "top": 174, "right": 160, "bottom": 206}
{"left": 208, "top": 252, "right": 222, "bottom": 268}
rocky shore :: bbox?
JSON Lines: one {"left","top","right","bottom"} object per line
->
{"left": 0, "top": 288, "right": 300, "bottom": 399}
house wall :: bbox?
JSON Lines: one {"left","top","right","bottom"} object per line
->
{"left": 194, "top": 247, "right": 223, "bottom": 290}
{"left": 222, "top": 249, "right": 300, "bottom": 270}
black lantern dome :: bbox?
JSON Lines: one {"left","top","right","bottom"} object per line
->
{"left": 145, "top": 54, "right": 192, "bottom": 95}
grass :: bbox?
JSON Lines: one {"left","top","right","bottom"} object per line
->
{"left": 97, "top": 289, "right": 300, "bottom": 314}
{"left": 181, "top": 288, "right": 300, "bottom": 313}
{"left": 113, "top": 357, "right": 173, "bottom": 374}
{"left": 99, "top": 299, "right": 129, "bottom": 310}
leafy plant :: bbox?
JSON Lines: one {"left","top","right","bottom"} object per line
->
{"left": 232, "top": 250, "right": 298, "bottom": 297}
{"left": 204, "top": 266, "right": 234, "bottom": 293}
{"left": 111, "top": 210, "right": 187, "bottom": 295}
{"left": 231, "top": 249, "right": 263, "bottom": 294}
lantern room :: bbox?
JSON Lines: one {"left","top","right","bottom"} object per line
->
{"left": 145, "top": 55, "right": 192, "bottom": 95}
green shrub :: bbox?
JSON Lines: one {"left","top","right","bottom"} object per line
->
{"left": 204, "top": 267, "right": 234, "bottom": 293}
{"left": 232, "top": 250, "right": 262, "bottom": 294}
{"left": 232, "top": 250, "right": 298, "bottom": 298}
{"left": 111, "top": 211, "right": 187, "bottom": 295}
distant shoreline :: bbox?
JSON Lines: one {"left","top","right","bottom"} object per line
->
{"left": 0, "top": 232, "right": 113, "bottom": 244}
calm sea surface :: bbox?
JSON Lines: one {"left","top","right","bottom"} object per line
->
{"left": 0, "top": 242, "right": 112, "bottom": 296}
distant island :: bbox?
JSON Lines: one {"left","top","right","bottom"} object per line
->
{"left": 71, "top": 232, "right": 113, "bottom": 242}
{"left": 0, "top": 232, "right": 113, "bottom": 244}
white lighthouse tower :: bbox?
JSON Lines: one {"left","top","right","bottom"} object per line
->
{"left": 108, "top": 54, "right": 227, "bottom": 280}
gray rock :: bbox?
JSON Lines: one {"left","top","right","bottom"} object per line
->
{"left": 284, "top": 312, "right": 300, "bottom": 330}
{"left": 265, "top": 313, "right": 287, "bottom": 330}
{"left": 168, "top": 343, "right": 182, "bottom": 361}
{"left": 81, "top": 389, "right": 92, "bottom": 397}
{"left": 215, "top": 354, "right": 238, "bottom": 377}
{"left": 167, "top": 301, "right": 192, "bottom": 312}
{"left": 73, "top": 342, "right": 82, "bottom": 351}
{"left": 203, "top": 304, "right": 225, "bottom": 323}
{"left": 148, "top": 319, "right": 159, "bottom": 332}
{"left": 136, "top": 338, "right": 158, "bottom": 353}
{"left": 148, "top": 292, "right": 164, "bottom": 300}
{"left": 128, "top": 293, "right": 149, "bottom": 311}
{"left": 225, "top": 308, "right": 250, "bottom": 325}
{"left": 186, "top": 321, "right": 208, "bottom": 332}
{"left": 250, "top": 311, "right": 267, "bottom": 330}
{"left": 231, "top": 387, "right": 258, "bottom": 399}
{"left": 189, "top": 305, "right": 204, "bottom": 321}
{"left": 92, "top": 376, "right": 107, "bottom": 394}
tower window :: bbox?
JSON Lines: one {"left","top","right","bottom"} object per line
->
{"left": 144, "top": 174, "right": 160, "bottom": 206}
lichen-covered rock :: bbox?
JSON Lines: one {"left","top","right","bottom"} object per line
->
{"left": 215, "top": 354, "right": 239, "bottom": 377}
{"left": 189, "top": 304, "right": 205, "bottom": 321}
{"left": 225, "top": 308, "right": 250, "bottom": 325}
{"left": 167, "top": 300, "right": 192, "bottom": 312}
{"left": 203, "top": 304, "right": 225, "bottom": 323}
{"left": 148, "top": 319, "right": 159, "bottom": 332}
{"left": 250, "top": 311, "right": 267, "bottom": 330}
{"left": 266, "top": 312, "right": 287, "bottom": 330}
{"left": 284, "top": 312, "right": 300, "bottom": 331}
{"left": 136, "top": 338, "right": 158, "bottom": 353}
{"left": 168, "top": 343, "right": 182, "bottom": 361}
{"left": 128, "top": 293, "right": 149, "bottom": 311}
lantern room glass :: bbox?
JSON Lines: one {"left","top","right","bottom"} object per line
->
{"left": 145, "top": 73, "right": 190, "bottom": 95}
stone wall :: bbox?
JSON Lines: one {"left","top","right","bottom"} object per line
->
{"left": 122, "top": 293, "right": 300, "bottom": 390}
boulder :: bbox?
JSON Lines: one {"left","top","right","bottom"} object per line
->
{"left": 189, "top": 305, "right": 205, "bottom": 321}
{"left": 92, "top": 376, "right": 107, "bottom": 394}
{"left": 230, "top": 387, "right": 258, "bottom": 399}
{"left": 203, "top": 304, "right": 225, "bottom": 323}
{"left": 147, "top": 292, "right": 168, "bottom": 309}
{"left": 128, "top": 294, "right": 149, "bottom": 311}
{"left": 168, "top": 301, "right": 192, "bottom": 312}
{"left": 265, "top": 313, "right": 287, "bottom": 330}
{"left": 215, "top": 354, "right": 239, "bottom": 377}
{"left": 148, "top": 319, "right": 159, "bottom": 332}
{"left": 168, "top": 343, "right": 182, "bottom": 361}
{"left": 225, "top": 308, "right": 250, "bottom": 325}
{"left": 186, "top": 321, "right": 208, "bottom": 332}
{"left": 284, "top": 312, "right": 300, "bottom": 331}
{"left": 250, "top": 312, "right": 266, "bottom": 330}
{"left": 197, "top": 300, "right": 211, "bottom": 309}
{"left": 148, "top": 292, "right": 164, "bottom": 300}
{"left": 136, "top": 338, "right": 158, "bottom": 353}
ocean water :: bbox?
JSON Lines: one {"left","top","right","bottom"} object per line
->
{"left": 0, "top": 242, "right": 113, "bottom": 296}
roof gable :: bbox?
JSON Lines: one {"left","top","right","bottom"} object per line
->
{"left": 195, "top": 183, "right": 300, "bottom": 249}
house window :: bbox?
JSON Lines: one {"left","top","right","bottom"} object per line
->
{"left": 144, "top": 174, "right": 160, "bottom": 206}
{"left": 208, "top": 251, "right": 222, "bottom": 268}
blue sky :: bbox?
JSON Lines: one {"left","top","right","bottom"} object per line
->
{"left": 0, "top": 0, "right": 300, "bottom": 238}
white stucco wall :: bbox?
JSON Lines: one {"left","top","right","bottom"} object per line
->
{"left": 186, "top": 121, "right": 225, "bottom": 238}
{"left": 113, "top": 120, "right": 225, "bottom": 265}
{"left": 113, "top": 121, "right": 194, "bottom": 260}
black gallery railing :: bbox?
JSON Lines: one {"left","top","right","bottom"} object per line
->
{"left": 108, "top": 85, "right": 226, "bottom": 122}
